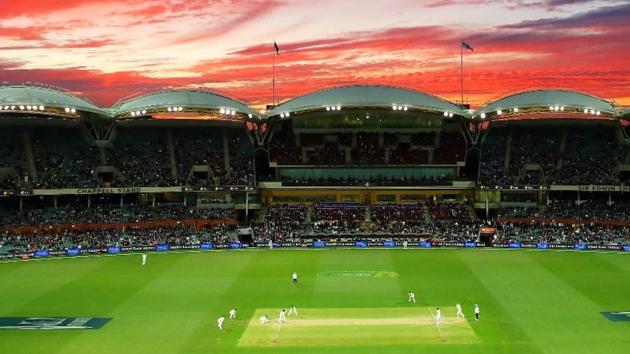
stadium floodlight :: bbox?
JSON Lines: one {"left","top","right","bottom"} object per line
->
{"left": 596, "top": 111, "right": 601, "bottom": 116}
{"left": 230, "top": 110, "right": 236, "bottom": 116}
{"left": 26, "top": 105, "right": 32, "bottom": 110}
{"left": 326, "top": 106, "right": 330, "bottom": 111}
{"left": 248, "top": 113, "right": 253, "bottom": 119}
{"left": 10, "top": 106, "right": 15, "bottom": 110}
{"left": 336, "top": 105, "right": 341, "bottom": 111}
{"left": 513, "top": 107, "right": 519, "bottom": 112}
{"left": 3, "top": 106, "right": 8, "bottom": 110}
{"left": 449, "top": 112, "right": 454, "bottom": 118}
{"left": 590, "top": 109, "right": 595, "bottom": 114}
{"left": 560, "top": 106, "right": 565, "bottom": 111}
{"left": 19, "top": 105, "right": 24, "bottom": 110}
{"left": 167, "top": 107, "right": 171, "bottom": 112}
{"left": 280, "top": 113, "right": 285, "bottom": 118}
{"left": 131, "top": 111, "right": 136, "bottom": 117}
{"left": 141, "top": 110, "right": 146, "bottom": 115}
{"left": 480, "top": 112, "right": 486, "bottom": 119}
{"left": 549, "top": 106, "right": 554, "bottom": 111}
{"left": 443, "top": 111, "right": 448, "bottom": 117}
{"left": 0, "top": 106, "right": 3, "bottom": 110}
{"left": 403, "top": 106, "right": 408, "bottom": 111}
{"left": 497, "top": 109, "right": 502, "bottom": 115}
{"left": 285, "top": 112, "right": 290, "bottom": 117}
{"left": 39, "top": 105, "right": 44, "bottom": 110}
{"left": 583, "top": 108, "right": 588, "bottom": 113}
{"left": 71, "top": 108, "right": 76, "bottom": 113}
{"left": 220, "top": 108, "right": 225, "bottom": 114}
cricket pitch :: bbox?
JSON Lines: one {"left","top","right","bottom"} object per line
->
{"left": 238, "top": 307, "right": 480, "bottom": 347}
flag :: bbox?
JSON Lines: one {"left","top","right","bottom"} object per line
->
{"left": 273, "top": 40, "right": 280, "bottom": 55}
{"left": 461, "top": 40, "right": 474, "bottom": 51}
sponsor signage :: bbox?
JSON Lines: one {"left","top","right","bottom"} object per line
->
{"left": 155, "top": 245, "right": 170, "bottom": 252}
{"left": 537, "top": 242, "right": 550, "bottom": 249}
{"left": 383, "top": 241, "right": 396, "bottom": 248}
{"left": 34, "top": 250, "right": 49, "bottom": 257}
{"left": 107, "top": 246, "right": 121, "bottom": 254}
{"left": 574, "top": 243, "right": 588, "bottom": 250}
{"left": 602, "top": 311, "right": 630, "bottom": 322}
{"left": 623, "top": 246, "right": 630, "bottom": 252}
{"left": 229, "top": 242, "right": 242, "bottom": 249}
{"left": 0, "top": 317, "right": 111, "bottom": 330}
{"left": 508, "top": 243, "right": 522, "bottom": 249}
{"left": 200, "top": 243, "right": 214, "bottom": 250}
{"left": 419, "top": 242, "right": 432, "bottom": 248}
{"left": 355, "top": 241, "right": 368, "bottom": 248}
{"left": 464, "top": 242, "right": 477, "bottom": 248}
{"left": 66, "top": 248, "right": 81, "bottom": 256}
{"left": 312, "top": 241, "right": 326, "bottom": 248}
{"left": 577, "top": 185, "right": 630, "bottom": 192}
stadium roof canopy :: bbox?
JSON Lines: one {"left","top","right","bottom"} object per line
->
{"left": 0, "top": 84, "right": 103, "bottom": 117}
{"left": 267, "top": 85, "right": 466, "bottom": 118}
{"left": 113, "top": 89, "right": 258, "bottom": 121}
{"left": 475, "top": 89, "right": 616, "bottom": 121}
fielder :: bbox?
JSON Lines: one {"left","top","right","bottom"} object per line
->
{"left": 403, "top": 240, "right": 408, "bottom": 249}
{"left": 408, "top": 291, "right": 416, "bottom": 303}
{"left": 268, "top": 239, "right": 273, "bottom": 249}
{"left": 279, "top": 309, "right": 286, "bottom": 324}
{"left": 217, "top": 315, "right": 225, "bottom": 330}
{"left": 456, "top": 303, "right": 465, "bottom": 318}
{"left": 141, "top": 254, "right": 147, "bottom": 267}
{"left": 259, "top": 315, "right": 270, "bottom": 324}
{"left": 474, "top": 304, "right": 480, "bottom": 321}
{"left": 229, "top": 308, "right": 237, "bottom": 319}
{"left": 292, "top": 272, "right": 298, "bottom": 285}
{"left": 288, "top": 305, "right": 298, "bottom": 316}
{"left": 435, "top": 307, "right": 441, "bottom": 325}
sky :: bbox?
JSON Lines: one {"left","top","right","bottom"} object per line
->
{"left": 1, "top": 0, "right": 629, "bottom": 109}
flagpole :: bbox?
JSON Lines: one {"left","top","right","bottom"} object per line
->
{"left": 272, "top": 43, "right": 276, "bottom": 107}
{"left": 460, "top": 40, "right": 464, "bottom": 105}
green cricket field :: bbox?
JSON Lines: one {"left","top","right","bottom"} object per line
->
{"left": 1, "top": 248, "right": 629, "bottom": 353}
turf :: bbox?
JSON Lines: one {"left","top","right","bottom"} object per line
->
{"left": 0, "top": 248, "right": 629, "bottom": 354}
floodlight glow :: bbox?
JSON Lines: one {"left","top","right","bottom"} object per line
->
{"left": 26, "top": 105, "right": 32, "bottom": 110}
{"left": 131, "top": 112, "right": 136, "bottom": 117}
{"left": 280, "top": 113, "right": 285, "bottom": 118}
{"left": 3, "top": 106, "right": 8, "bottom": 110}
{"left": 596, "top": 111, "right": 601, "bottom": 115}
{"left": 449, "top": 112, "right": 454, "bottom": 118}
{"left": 443, "top": 111, "right": 448, "bottom": 117}
{"left": 141, "top": 110, "right": 146, "bottom": 115}
{"left": 285, "top": 112, "right": 290, "bottom": 117}
{"left": 549, "top": 106, "right": 554, "bottom": 111}
{"left": 497, "top": 109, "right": 502, "bottom": 115}
{"left": 177, "top": 107, "right": 183, "bottom": 111}
{"left": 326, "top": 106, "right": 330, "bottom": 111}
{"left": 480, "top": 112, "right": 486, "bottom": 119}
{"left": 583, "top": 108, "right": 588, "bottom": 113}
{"left": 39, "top": 105, "right": 44, "bottom": 110}
{"left": 336, "top": 105, "right": 341, "bottom": 111}
{"left": 220, "top": 108, "right": 225, "bottom": 114}
{"left": 248, "top": 113, "right": 253, "bottom": 118}
{"left": 230, "top": 110, "right": 236, "bottom": 116}
{"left": 19, "top": 105, "right": 24, "bottom": 110}
{"left": 403, "top": 106, "right": 408, "bottom": 111}
{"left": 514, "top": 107, "right": 519, "bottom": 112}
{"left": 560, "top": 106, "right": 565, "bottom": 111}
{"left": 590, "top": 109, "right": 595, "bottom": 114}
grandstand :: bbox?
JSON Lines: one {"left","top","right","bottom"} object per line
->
{"left": 1, "top": 84, "right": 630, "bottom": 255}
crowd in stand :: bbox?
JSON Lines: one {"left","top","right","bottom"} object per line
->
{"left": 281, "top": 176, "right": 453, "bottom": 187}
{"left": 0, "top": 224, "right": 236, "bottom": 255}
{"left": 0, "top": 204, "right": 234, "bottom": 229}
{"left": 498, "top": 200, "right": 630, "bottom": 221}
{"left": 480, "top": 126, "right": 630, "bottom": 187}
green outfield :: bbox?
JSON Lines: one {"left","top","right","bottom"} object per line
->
{"left": 1, "top": 248, "right": 630, "bottom": 354}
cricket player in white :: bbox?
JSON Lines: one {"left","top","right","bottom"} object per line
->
{"left": 288, "top": 305, "right": 298, "bottom": 316}
{"left": 279, "top": 309, "right": 286, "bottom": 324}
{"left": 141, "top": 254, "right": 147, "bottom": 267}
{"left": 403, "top": 240, "right": 408, "bottom": 249}
{"left": 408, "top": 291, "right": 416, "bottom": 303}
{"left": 292, "top": 272, "right": 298, "bottom": 285}
{"left": 456, "top": 303, "right": 465, "bottom": 318}
{"left": 474, "top": 304, "right": 480, "bottom": 321}
{"left": 217, "top": 316, "right": 225, "bottom": 330}
{"left": 229, "top": 308, "right": 237, "bottom": 319}
{"left": 259, "top": 315, "right": 270, "bottom": 324}
{"left": 435, "top": 307, "right": 441, "bottom": 325}
{"left": 268, "top": 239, "right": 273, "bottom": 249}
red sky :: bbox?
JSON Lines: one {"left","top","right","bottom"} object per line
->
{"left": 1, "top": 0, "right": 629, "bottom": 109}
